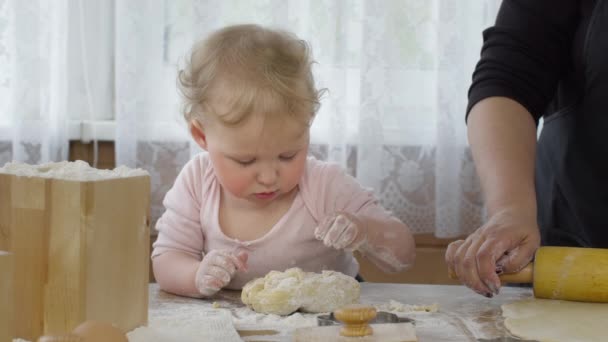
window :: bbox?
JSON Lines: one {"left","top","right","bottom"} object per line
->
{"left": 1, "top": 1, "right": 497, "bottom": 146}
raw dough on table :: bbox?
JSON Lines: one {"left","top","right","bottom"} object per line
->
{"left": 241, "top": 267, "right": 360, "bottom": 315}
{"left": 502, "top": 299, "right": 608, "bottom": 342}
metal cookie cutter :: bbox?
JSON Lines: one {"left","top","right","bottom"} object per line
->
{"left": 317, "top": 311, "right": 415, "bottom": 326}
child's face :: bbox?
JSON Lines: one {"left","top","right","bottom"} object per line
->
{"left": 200, "top": 113, "right": 309, "bottom": 205}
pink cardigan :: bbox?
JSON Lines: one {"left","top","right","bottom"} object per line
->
{"left": 152, "top": 153, "right": 396, "bottom": 289}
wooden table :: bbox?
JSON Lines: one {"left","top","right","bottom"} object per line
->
{"left": 146, "top": 283, "right": 533, "bottom": 341}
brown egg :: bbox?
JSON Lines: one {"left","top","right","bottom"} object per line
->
{"left": 37, "top": 335, "right": 83, "bottom": 342}
{"left": 72, "top": 320, "right": 128, "bottom": 342}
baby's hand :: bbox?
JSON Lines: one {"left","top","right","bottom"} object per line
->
{"left": 314, "top": 212, "right": 367, "bottom": 251}
{"left": 195, "top": 249, "right": 248, "bottom": 297}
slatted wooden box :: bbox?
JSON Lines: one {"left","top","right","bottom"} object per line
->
{"left": 0, "top": 251, "right": 13, "bottom": 342}
{"left": 0, "top": 161, "right": 150, "bottom": 341}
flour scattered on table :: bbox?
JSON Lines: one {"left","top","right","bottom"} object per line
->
{"left": 128, "top": 309, "right": 241, "bottom": 342}
{"left": 375, "top": 299, "right": 439, "bottom": 313}
{"left": 133, "top": 288, "right": 319, "bottom": 342}
{"left": 232, "top": 306, "right": 318, "bottom": 329}
{"left": 233, "top": 307, "right": 319, "bottom": 342}
{"left": 370, "top": 301, "right": 472, "bottom": 340}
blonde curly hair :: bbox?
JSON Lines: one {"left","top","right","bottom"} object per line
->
{"left": 178, "top": 24, "right": 324, "bottom": 127}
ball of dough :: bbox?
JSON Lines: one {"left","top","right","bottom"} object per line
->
{"left": 299, "top": 270, "right": 360, "bottom": 313}
{"left": 241, "top": 268, "right": 360, "bottom": 315}
{"left": 241, "top": 268, "right": 305, "bottom": 315}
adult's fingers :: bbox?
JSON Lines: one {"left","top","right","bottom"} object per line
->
{"left": 445, "top": 239, "right": 464, "bottom": 275}
{"left": 494, "top": 241, "right": 537, "bottom": 274}
{"left": 454, "top": 236, "right": 494, "bottom": 296}
{"left": 452, "top": 238, "right": 472, "bottom": 278}
{"left": 476, "top": 238, "right": 510, "bottom": 295}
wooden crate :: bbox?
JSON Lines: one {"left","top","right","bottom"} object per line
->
{"left": 0, "top": 251, "right": 13, "bottom": 342}
{"left": 0, "top": 171, "right": 150, "bottom": 341}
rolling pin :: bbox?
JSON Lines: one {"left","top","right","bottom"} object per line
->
{"left": 449, "top": 246, "right": 608, "bottom": 303}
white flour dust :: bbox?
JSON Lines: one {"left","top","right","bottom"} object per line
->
{"left": 11, "top": 298, "right": 443, "bottom": 342}
{"left": 128, "top": 309, "right": 242, "bottom": 342}
{"left": 374, "top": 299, "right": 439, "bottom": 313}
{"left": 124, "top": 291, "right": 320, "bottom": 342}
{"left": 371, "top": 300, "right": 474, "bottom": 341}
{"left": 0, "top": 160, "right": 148, "bottom": 181}
{"left": 231, "top": 306, "right": 318, "bottom": 329}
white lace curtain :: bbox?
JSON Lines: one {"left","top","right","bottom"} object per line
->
{"left": 0, "top": 0, "right": 113, "bottom": 162}
{"left": 0, "top": 0, "right": 70, "bottom": 164}
{"left": 1, "top": 0, "right": 500, "bottom": 238}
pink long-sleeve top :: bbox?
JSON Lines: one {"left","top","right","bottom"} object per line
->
{"left": 152, "top": 152, "right": 396, "bottom": 289}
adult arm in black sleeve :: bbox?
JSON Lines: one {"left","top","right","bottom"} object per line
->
{"left": 446, "top": 0, "right": 579, "bottom": 298}
{"left": 467, "top": 0, "right": 579, "bottom": 123}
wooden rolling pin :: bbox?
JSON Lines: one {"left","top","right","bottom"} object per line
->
{"left": 449, "top": 246, "right": 608, "bottom": 303}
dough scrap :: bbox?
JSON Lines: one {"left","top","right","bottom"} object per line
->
{"left": 241, "top": 268, "right": 360, "bottom": 315}
{"left": 502, "top": 299, "right": 608, "bottom": 342}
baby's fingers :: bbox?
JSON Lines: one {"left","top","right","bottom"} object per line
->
{"left": 314, "top": 216, "right": 337, "bottom": 241}
{"left": 233, "top": 250, "right": 249, "bottom": 272}
{"left": 206, "top": 265, "right": 232, "bottom": 284}
{"left": 324, "top": 215, "right": 351, "bottom": 248}
{"left": 211, "top": 252, "right": 239, "bottom": 275}
{"left": 195, "top": 265, "right": 229, "bottom": 297}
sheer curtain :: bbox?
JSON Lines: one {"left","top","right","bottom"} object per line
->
{"left": 1, "top": 0, "right": 500, "bottom": 238}
{"left": 0, "top": 0, "right": 113, "bottom": 166}
{"left": 0, "top": 0, "right": 70, "bottom": 165}
{"left": 115, "top": 0, "right": 500, "bottom": 238}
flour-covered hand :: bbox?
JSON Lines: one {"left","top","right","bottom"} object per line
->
{"left": 195, "top": 249, "right": 248, "bottom": 297}
{"left": 314, "top": 212, "right": 368, "bottom": 251}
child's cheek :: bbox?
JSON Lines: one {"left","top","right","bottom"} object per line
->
{"left": 209, "top": 157, "right": 248, "bottom": 196}
{"left": 284, "top": 154, "right": 307, "bottom": 186}
{"left": 225, "top": 174, "right": 252, "bottom": 197}
{"left": 218, "top": 165, "right": 252, "bottom": 196}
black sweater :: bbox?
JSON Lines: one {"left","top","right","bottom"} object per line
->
{"left": 467, "top": 0, "right": 608, "bottom": 247}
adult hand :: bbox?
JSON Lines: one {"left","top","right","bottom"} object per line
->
{"left": 314, "top": 212, "right": 368, "bottom": 251}
{"left": 195, "top": 249, "right": 248, "bottom": 297}
{"left": 445, "top": 208, "right": 540, "bottom": 297}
